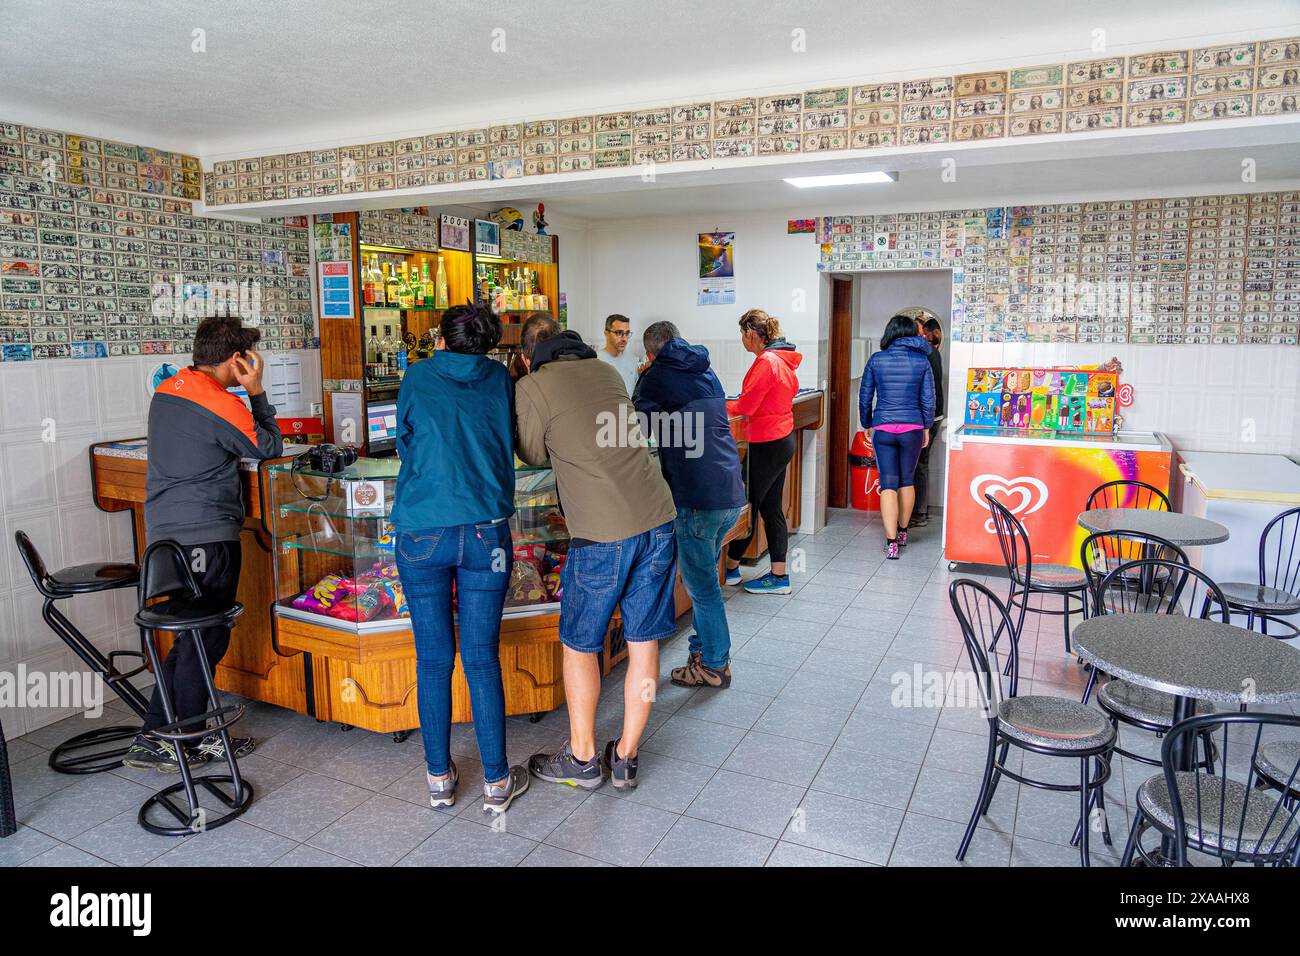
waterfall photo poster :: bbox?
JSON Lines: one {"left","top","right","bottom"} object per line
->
{"left": 697, "top": 231, "right": 736, "bottom": 305}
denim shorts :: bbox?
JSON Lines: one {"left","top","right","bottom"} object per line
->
{"left": 558, "top": 520, "right": 677, "bottom": 654}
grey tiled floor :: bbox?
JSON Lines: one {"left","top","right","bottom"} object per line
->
{"left": 6, "top": 508, "right": 1297, "bottom": 867}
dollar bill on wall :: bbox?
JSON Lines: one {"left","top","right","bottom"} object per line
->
{"left": 803, "top": 87, "right": 850, "bottom": 109}
{"left": 1192, "top": 70, "right": 1254, "bottom": 95}
{"left": 1067, "top": 83, "right": 1123, "bottom": 108}
{"left": 1193, "top": 43, "right": 1256, "bottom": 71}
{"left": 1255, "top": 65, "right": 1300, "bottom": 88}
{"left": 850, "top": 105, "right": 898, "bottom": 126}
{"left": 1128, "top": 50, "right": 1188, "bottom": 77}
{"left": 1064, "top": 107, "right": 1122, "bottom": 131}
{"left": 1008, "top": 113, "right": 1061, "bottom": 136}
{"left": 1255, "top": 90, "right": 1299, "bottom": 115}
{"left": 1127, "top": 102, "right": 1186, "bottom": 126}
{"left": 1190, "top": 95, "right": 1252, "bottom": 120}
{"left": 1010, "top": 65, "right": 1064, "bottom": 89}
{"left": 955, "top": 72, "right": 1006, "bottom": 95}
{"left": 952, "top": 118, "right": 1004, "bottom": 141}
{"left": 1128, "top": 77, "right": 1188, "bottom": 101}
{"left": 1259, "top": 37, "right": 1300, "bottom": 63}
{"left": 1009, "top": 89, "right": 1062, "bottom": 112}
{"left": 850, "top": 127, "right": 898, "bottom": 148}
{"left": 852, "top": 83, "right": 899, "bottom": 104}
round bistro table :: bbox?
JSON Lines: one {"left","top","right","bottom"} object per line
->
{"left": 1072, "top": 614, "right": 1300, "bottom": 864}
{"left": 1077, "top": 509, "right": 1229, "bottom": 547}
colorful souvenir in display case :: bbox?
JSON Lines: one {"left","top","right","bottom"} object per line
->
{"left": 962, "top": 364, "right": 1121, "bottom": 435}
{"left": 265, "top": 456, "right": 574, "bottom": 634}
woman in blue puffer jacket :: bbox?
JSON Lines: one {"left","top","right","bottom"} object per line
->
{"left": 859, "top": 314, "right": 936, "bottom": 559}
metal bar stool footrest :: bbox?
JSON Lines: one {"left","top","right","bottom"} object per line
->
{"left": 147, "top": 703, "right": 246, "bottom": 743}
{"left": 48, "top": 724, "right": 142, "bottom": 774}
{"left": 138, "top": 775, "right": 254, "bottom": 837}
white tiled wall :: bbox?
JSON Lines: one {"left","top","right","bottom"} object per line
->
{"left": 0, "top": 351, "right": 321, "bottom": 740}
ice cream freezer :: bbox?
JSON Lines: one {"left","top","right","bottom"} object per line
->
{"left": 1173, "top": 451, "right": 1300, "bottom": 584}
{"left": 942, "top": 426, "right": 1175, "bottom": 569}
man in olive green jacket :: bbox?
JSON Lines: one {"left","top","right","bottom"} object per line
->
{"left": 515, "top": 316, "right": 677, "bottom": 791}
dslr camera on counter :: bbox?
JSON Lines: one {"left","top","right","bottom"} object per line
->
{"left": 303, "top": 443, "right": 359, "bottom": 474}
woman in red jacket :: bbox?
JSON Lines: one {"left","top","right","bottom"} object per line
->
{"left": 725, "top": 310, "right": 802, "bottom": 594}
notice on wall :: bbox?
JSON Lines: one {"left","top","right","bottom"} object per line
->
{"left": 697, "top": 231, "right": 736, "bottom": 306}
{"left": 267, "top": 353, "right": 304, "bottom": 413}
{"left": 318, "top": 261, "right": 354, "bottom": 319}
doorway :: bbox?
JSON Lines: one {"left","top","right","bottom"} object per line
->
{"left": 825, "top": 269, "right": 953, "bottom": 510}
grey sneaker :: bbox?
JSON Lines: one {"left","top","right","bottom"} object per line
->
{"left": 122, "top": 735, "right": 208, "bottom": 773}
{"left": 482, "top": 765, "right": 530, "bottom": 815}
{"left": 528, "top": 741, "right": 605, "bottom": 790}
{"left": 193, "top": 733, "right": 256, "bottom": 761}
{"left": 428, "top": 760, "right": 459, "bottom": 808}
{"left": 602, "top": 738, "right": 639, "bottom": 789}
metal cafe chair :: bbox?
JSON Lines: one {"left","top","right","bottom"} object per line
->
{"left": 1208, "top": 506, "right": 1300, "bottom": 640}
{"left": 950, "top": 579, "right": 1116, "bottom": 867}
{"left": 1082, "top": 558, "right": 1226, "bottom": 770}
{"left": 14, "top": 530, "right": 147, "bottom": 773}
{"left": 1080, "top": 530, "right": 1187, "bottom": 616}
{"left": 134, "top": 540, "right": 253, "bottom": 836}
{"left": 1124, "top": 712, "right": 1300, "bottom": 867}
{"left": 986, "top": 493, "right": 1089, "bottom": 656}
{"left": 1085, "top": 478, "right": 1171, "bottom": 513}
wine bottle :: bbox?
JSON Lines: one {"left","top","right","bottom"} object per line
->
{"left": 435, "top": 255, "right": 449, "bottom": 310}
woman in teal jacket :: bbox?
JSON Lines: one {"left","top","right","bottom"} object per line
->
{"left": 392, "top": 303, "right": 528, "bottom": 816}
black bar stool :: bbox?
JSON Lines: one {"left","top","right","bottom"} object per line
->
{"left": 135, "top": 540, "right": 253, "bottom": 836}
{"left": 1, "top": 718, "right": 15, "bottom": 837}
{"left": 14, "top": 531, "right": 146, "bottom": 774}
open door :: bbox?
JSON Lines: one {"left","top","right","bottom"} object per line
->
{"left": 828, "top": 276, "right": 853, "bottom": 509}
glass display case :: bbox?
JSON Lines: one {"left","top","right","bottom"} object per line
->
{"left": 265, "top": 457, "right": 572, "bottom": 635}
{"left": 265, "top": 411, "right": 749, "bottom": 637}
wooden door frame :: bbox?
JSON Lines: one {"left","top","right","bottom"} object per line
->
{"left": 828, "top": 276, "right": 854, "bottom": 509}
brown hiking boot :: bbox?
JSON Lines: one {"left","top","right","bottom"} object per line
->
{"left": 670, "top": 656, "right": 732, "bottom": 688}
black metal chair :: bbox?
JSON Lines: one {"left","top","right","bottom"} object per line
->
{"left": 1123, "top": 712, "right": 1300, "bottom": 867}
{"left": 1255, "top": 739, "right": 1300, "bottom": 807}
{"left": 1210, "top": 506, "right": 1300, "bottom": 640}
{"left": 950, "top": 579, "right": 1116, "bottom": 867}
{"left": 1083, "top": 558, "right": 1227, "bottom": 769}
{"left": 14, "top": 530, "right": 146, "bottom": 773}
{"left": 1, "top": 718, "right": 15, "bottom": 838}
{"left": 1080, "top": 530, "right": 1188, "bottom": 616}
{"left": 986, "top": 493, "right": 1089, "bottom": 656}
{"left": 135, "top": 540, "right": 252, "bottom": 836}
{"left": 1085, "top": 478, "right": 1171, "bottom": 513}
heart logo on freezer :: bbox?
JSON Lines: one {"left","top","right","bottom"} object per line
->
{"left": 970, "top": 473, "right": 1050, "bottom": 533}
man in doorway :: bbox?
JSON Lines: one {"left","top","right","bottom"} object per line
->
{"left": 597, "top": 313, "right": 640, "bottom": 397}
{"left": 515, "top": 315, "right": 677, "bottom": 790}
{"left": 912, "top": 317, "right": 945, "bottom": 527}
{"left": 124, "top": 316, "right": 283, "bottom": 771}
{"left": 633, "top": 321, "right": 746, "bottom": 689}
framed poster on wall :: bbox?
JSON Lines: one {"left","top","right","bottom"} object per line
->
{"left": 440, "top": 214, "right": 470, "bottom": 251}
{"left": 474, "top": 218, "right": 501, "bottom": 257}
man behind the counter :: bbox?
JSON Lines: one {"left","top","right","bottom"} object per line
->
{"left": 514, "top": 314, "right": 677, "bottom": 791}
{"left": 123, "top": 316, "right": 283, "bottom": 772}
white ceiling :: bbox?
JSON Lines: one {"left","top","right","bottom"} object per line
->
{"left": 1, "top": 0, "right": 1298, "bottom": 157}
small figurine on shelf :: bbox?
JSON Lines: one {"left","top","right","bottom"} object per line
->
{"left": 533, "top": 202, "right": 548, "bottom": 235}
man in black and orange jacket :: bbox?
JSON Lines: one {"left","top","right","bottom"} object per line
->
{"left": 124, "top": 316, "right": 283, "bottom": 772}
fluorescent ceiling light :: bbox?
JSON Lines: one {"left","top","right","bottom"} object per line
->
{"left": 783, "top": 171, "right": 898, "bottom": 188}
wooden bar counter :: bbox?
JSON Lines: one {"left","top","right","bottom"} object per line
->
{"left": 89, "top": 436, "right": 755, "bottom": 735}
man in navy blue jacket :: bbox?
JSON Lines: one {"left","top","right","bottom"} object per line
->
{"left": 633, "top": 323, "right": 747, "bottom": 688}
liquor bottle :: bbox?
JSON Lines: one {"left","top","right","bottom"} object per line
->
{"left": 385, "top": 263, "right": 400, "bottom": 308}
{"left": 367, "top": 325, "right": 381, "bottom": 367}
{"left": 362, "top": 258, "right": 374, "bottom": 306}
{"left": 421, "top": 260, "right": 433, "bottom": 307}
{"left": 434, "top": 255, "right": 449, "bottom": 309}
{"left": 403, "top": 263, "right": 415, "bottom": 309}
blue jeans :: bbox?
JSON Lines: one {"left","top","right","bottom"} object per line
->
{"left": 558, "top": 520, "right": 677, "bottom": 653}
{"left": 675, "top": 507, "right": 742, "bottom": 670}
{"left": 396, "top": 521, "right": 512, "bottom": 783}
